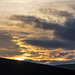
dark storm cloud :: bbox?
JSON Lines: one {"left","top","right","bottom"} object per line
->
{"left": 8, "top": 10, "right": 75, "bottom": 49}
{"left": 22, "top": 39, "right": 75, "bottom": 50}
{"left": 0, "top": 31, "right": 24, "bottom": 57}
{"left": 9, "top": 15, "right": 62, "bottom": 30}
{"left": 23, "top": 40, "right": 71, "bottom": 49}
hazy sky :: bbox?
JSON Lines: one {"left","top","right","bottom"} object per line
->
{"left": 0, "top": 0, "right": 75, "bottom": 65}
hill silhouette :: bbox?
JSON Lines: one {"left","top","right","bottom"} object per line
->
{"left": 0, "top": 58, "right": 75, "bottom": 75}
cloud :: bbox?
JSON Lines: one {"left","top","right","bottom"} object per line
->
{"left": 9, "top": 15, "right": 62, "bottom": 30}
{"left": 49, "top": 59, "right": 75, "bottom": 65}
{"left": 23, "top": 40, "right": 71, "bottom": 49}
{"left": 0, "top": 31, "right": 24, "bottom": 57}
{"left": 39, "top": 7, "right": 73, "bottom": 18}
{"left": 8, "top": 12, "right": 75, "bottom": 50}
{"left": 0, "top": 0, "right": 75, "bottom": 65}
{"left": 55, "top": 18, "right": 75, "bottom": 41}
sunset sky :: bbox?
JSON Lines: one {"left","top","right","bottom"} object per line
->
{"left": 0, "top": 0, "right": 75, "bottom": 65}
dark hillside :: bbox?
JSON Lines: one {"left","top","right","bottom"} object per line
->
{"left": 0, "top": 58, "right": 75, "bottom": 75}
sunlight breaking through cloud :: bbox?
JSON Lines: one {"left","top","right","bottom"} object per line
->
{"left": 0, "top": 0, "right": 75, "bottom": 65}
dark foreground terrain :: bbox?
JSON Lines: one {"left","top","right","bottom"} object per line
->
{"left": 0, "top": 58, "right": 75, "bottom": 75}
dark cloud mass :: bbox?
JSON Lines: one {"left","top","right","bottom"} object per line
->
{"left": 23, "top": 40, "right": 70, "bottom": 49}
{"left": 9, "top": 12, "right": 75, "bottom": 50}
{"left": 56, "top": 19, "right": 75, "bottom": 41}
{"left": 9, "top": 15, "right": 62, "bottom": 30}
{"left": 39, "top": 7, "right": 73, "bottom": 18}
{"left": 0, "top": 31, "right": 23, "bottom": 57}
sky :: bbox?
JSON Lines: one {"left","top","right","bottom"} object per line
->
{"left": 0, "top": 0, "right": 75, "bottom": 65}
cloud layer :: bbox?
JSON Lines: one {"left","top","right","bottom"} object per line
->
{"left": 8, "top": 13, "right": 75, "bottom": 50}
{"left": 0, "top": 32, "right": 24, "bottom": 57}
{"left": 0, "top": 1, "right": 75, "bottom": 65}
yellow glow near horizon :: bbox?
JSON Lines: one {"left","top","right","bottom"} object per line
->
{"left": 15, "top": 58, "right": 24, "bottom": 61}
{"left": 7, "top": 36, "right": 74, "bottom": 63}
{"left": 15, "top": 56, "right": 27, "bottom": 61}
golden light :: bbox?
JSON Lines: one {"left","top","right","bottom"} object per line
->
{"left": 9, "top": 36, "right": 74, "bottom": 63}
{"left": 14, "top": 56, "right": 27, "bottom": 61}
